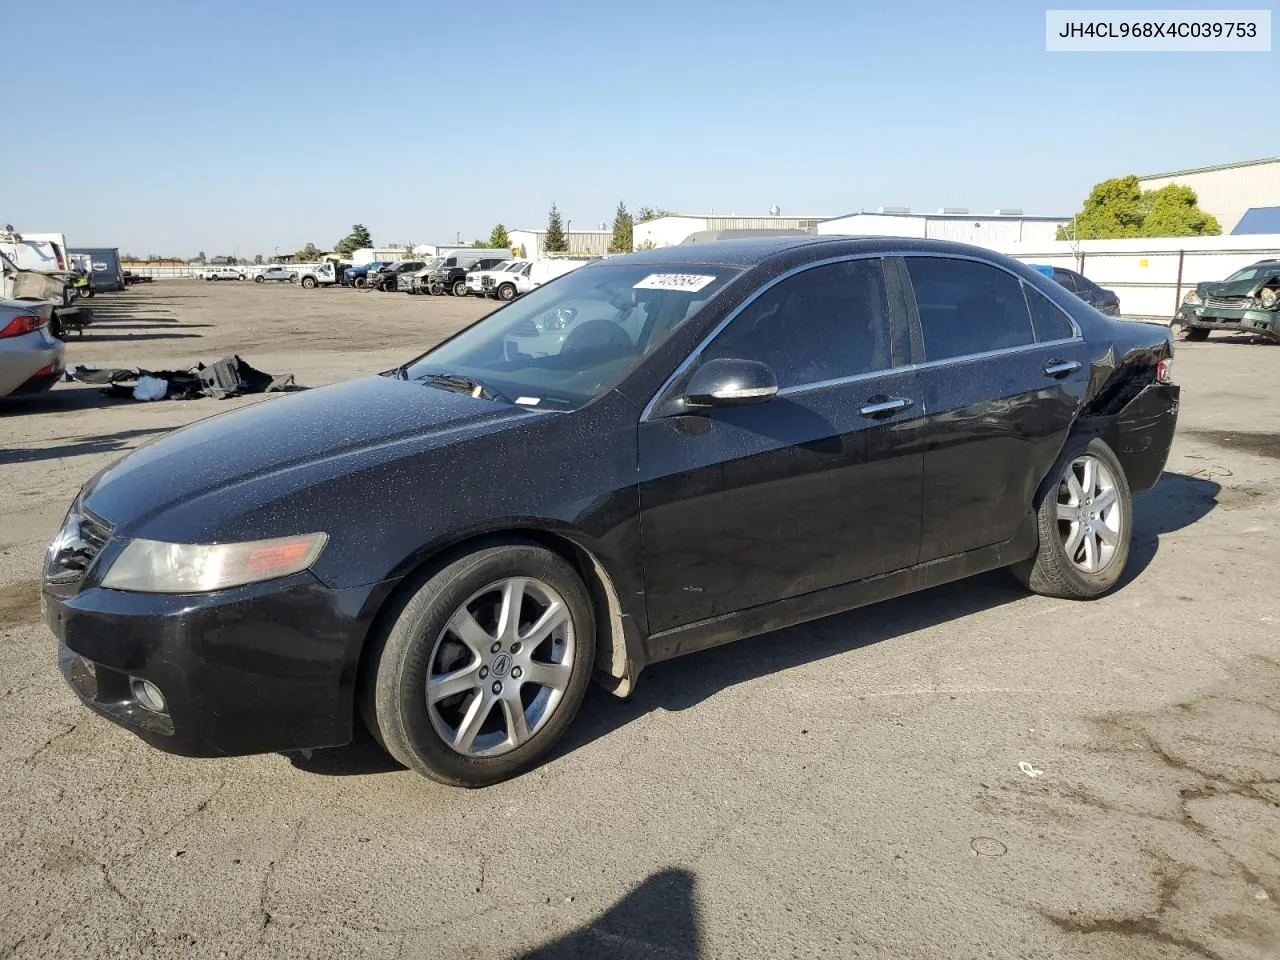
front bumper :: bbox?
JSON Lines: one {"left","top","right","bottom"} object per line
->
{"left": 1178, "top": 304, "right": 1280, "bottom": 339}
{"left": 44, "top": 573, "right": 391, "bottom": 757}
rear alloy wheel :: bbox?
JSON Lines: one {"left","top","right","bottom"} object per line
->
{"left": 362, "top": 544, "right": 595, "bottom": 786}
{"left": 452, "top": 279, "right": 468, "bottom": 297}
{"left": 301, "top": 276, "right": 317, "bottom": 289}
{"left": 497, "top": 283, "right": 516, "bottom": 301}
{"left": 1012, "top": 437, "right": 1131, "bottom": 599}
{"left": 1184, "top": 326, "right": 1210, "bottom": 342}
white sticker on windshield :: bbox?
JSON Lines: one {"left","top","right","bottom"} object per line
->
{"left": 514, "top": 396, "right": 541, "bottom": 406}
{"left": 633, "top": 273, "right": 717, "bottom": 292}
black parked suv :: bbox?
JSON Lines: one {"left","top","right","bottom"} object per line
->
{"left": 366, "top": 260, "right": 426, "bottom": 292}
{"left": 428, "top": 257, "right": 509, "bottom": 297}
{"left": 1050, "top": 267, "right": 1121, "bottom": 316}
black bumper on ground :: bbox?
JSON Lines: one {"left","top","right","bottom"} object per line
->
{"left": 44, "top": 573, "right": 394, "bottom": 757}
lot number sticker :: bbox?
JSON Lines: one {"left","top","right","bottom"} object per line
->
{"left": 633, "top": 273, "right": 717, "bottom": 292}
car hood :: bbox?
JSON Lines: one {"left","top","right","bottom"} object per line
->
{"left": 83, "top": 375, "right": 540, "bottom": 538}
{"left": 1196, "top": 276, "right": 1270, "bottom": 298}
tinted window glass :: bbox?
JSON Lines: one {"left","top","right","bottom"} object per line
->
{"left": 703, "top": 259, "right": 892, "bottom": 387}
{"left": 905, "top": 257, "right": 1035, "bottom": 360}
{"left": 1053, "top": 268, "right": 1080, "bottom": 292}
{"left": 1024, "top": 284, "right": 1076, "bottom": 342}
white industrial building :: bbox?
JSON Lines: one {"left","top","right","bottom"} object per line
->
{"left": 507, "top": 228, "right": 611, "bottom": 260}
{"left": 1138, "top": 157, "right": 1280, "bottom": 235}
{"left": 634, "top": 214, "right": 830, "bottom": 249}
{"left": 818, "top": 209, "right": 1069, "bottom": 244}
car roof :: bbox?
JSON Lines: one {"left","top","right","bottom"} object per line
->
{"left": 607, "top": 235, "right": 1029, "bottom": 268}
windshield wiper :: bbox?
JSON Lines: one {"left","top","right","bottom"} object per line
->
{"left": 417, "top": 372, "right": 507, "bottom": 402}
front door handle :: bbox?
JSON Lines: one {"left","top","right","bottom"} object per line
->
{"left": 1043, "top": 359, "right": 1081, "bottom": 378}
{"left": 859, "top": 396, "right": 913, "bottom": 418}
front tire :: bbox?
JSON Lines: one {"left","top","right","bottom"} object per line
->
{"left": 497, "top": 283, "right": 516, "bottom": 301}
{"left": 254, "top": 275, "right": 264, "bottom": 283}
{"left": 1012, "top": 437, "right": 1132, "bottom": 599}
{"left": 301, "top": 276, "right": 317, "bottom": 289}
{"left": 452, "top": 279, "right": 467, "bottom": 297}
{"left": 1183, "top": 326, "right": 1210, "bottom": 342}
{"left": 361, "top": 543, "right": 595, "bottom": 787}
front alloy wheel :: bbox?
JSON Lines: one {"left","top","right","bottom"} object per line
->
{"left": 362, "top": 543, "right": 595, "bottom": 786}
{"left": 427, "top": 578, "right": 574, "bottom": 757}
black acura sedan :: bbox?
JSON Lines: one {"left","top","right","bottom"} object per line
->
{"left": 43, "top": 237, "right": 1179, "bottom": 787}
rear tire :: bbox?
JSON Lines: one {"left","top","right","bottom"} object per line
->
{"left": 1011, "top": 436, "right": 1132, "bottom": 600}
{"left": 1183, "top": 326, "right": 1210, "bottom": 342}
{"left": 361, "top": 543, "right": 596, "bottom": 787}
{"left": 452, "top": 279, "right": 467, "bottom": 297}
{"left": 301, "top": 276, "right": 317, "bottom": 289}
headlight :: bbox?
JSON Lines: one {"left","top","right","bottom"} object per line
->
{"left": 100, "top": 533, "right": 327, "bottom": 593}
{"left": 1261, "top": 288, "right": 1278, "bottom": 309}
{"left": 1182, "top": 291, "right": 1201, "bottom": 306}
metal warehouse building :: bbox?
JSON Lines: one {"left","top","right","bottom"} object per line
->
{"left": 818, "top": 209, "right": 1069, "bottom": 244}
{"left": 1138, "top": 157, "right": 1280, "bottom": 235}
{"left": 634, "top": 214, "right": 831, "bottom": 249}
{"left": 508, "top": 228, "right": 611, "bottom": 260}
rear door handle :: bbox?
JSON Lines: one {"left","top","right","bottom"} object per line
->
{"left": 859, "top": 396, "right": 913, "bottom": 418}
{"left": 1043, "top": 359, "right": 1081, "bottom": 378}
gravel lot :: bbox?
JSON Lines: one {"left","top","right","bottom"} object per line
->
{"left": 1, "top": 281, "right": 1277, "bottom": 959}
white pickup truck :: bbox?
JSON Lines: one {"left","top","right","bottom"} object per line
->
{"left": 203, "top": 266, "right": 248, "bottom": 281}
{"left": 479, "top": 258, "right": 593, "bottom": 301}
{"left": 293, "top": 262, "right": 340, "bottom": 289}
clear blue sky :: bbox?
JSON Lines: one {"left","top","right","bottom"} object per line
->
{"left": 8, "top": 0, "right": 1275, "bottom": 257}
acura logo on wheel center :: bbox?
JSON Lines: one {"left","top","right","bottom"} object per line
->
{"left": 491, "top": 653, "right": 511, "bottom": 679}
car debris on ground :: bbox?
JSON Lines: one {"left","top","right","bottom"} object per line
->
{"left": 63, "top": 355, "right": 295, "bottom": 401}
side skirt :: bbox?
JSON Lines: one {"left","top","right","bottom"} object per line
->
{"left": 642, "top": 514, "right": 1038, "bottom": 665}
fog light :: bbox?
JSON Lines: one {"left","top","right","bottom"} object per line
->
{"left": 130, "top": 677, "right": 166, "bottom": 713}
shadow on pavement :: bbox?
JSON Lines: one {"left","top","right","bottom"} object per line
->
{"left": 522, "top": 868, "right": 700, "bottom": 959}
{"left": 0, "top": 427, "right": 173, "bottom": 465}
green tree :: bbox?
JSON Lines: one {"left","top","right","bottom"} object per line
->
{"left": 636, "top": 206, "right": 672, "bottom": 223}
{"left": 488, "top": 223, "right": 510, "bottom": 249}
{"left": 196, "top": 250, "right": 207, "bottom": 263}
{"left": 608, "top": 201, "right": 634, "bottom": 253}
{"left": 1142, "top": 183, "right": 1221, "bottom": 237}
{"left": 472, "top": 239, "right": 490, "bottom": 248}
{"left": 254, "top": 254, "right": 264, "bottom": 265}
{"left": 333, "top": 224, "right": 373, "bottom": 258}
{"left": 544, "top": 203, "right": 568, "bottom": 253}
{"left": 295, "top": 242, "right": 325, "bottom": 262}
{"left": 1057, "top": 175, "right": 1221, "bottom": 239}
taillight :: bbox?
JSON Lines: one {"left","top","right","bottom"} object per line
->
{"left": 0, "top": 313, "right": 46, "bottom": 339}
{"left": 1156, "top": 358, "right": 1174, "bottom": 384}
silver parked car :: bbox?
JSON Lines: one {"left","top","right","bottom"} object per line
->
{"left": 0, "top": 300, "right": 65, "bottom": 397}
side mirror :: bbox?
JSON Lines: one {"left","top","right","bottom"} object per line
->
{"left": 683, "top": 358, "right": 778, "bottom": 409}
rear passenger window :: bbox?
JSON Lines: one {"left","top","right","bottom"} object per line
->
{"left": 1024, "top": 285, "right": 1076, "bottom": 342}
{"left": 704, "top": 259, "right": 893, "bottom": 388}
{"left": 905, "top": 257, "right": 1035, "bottom": 361}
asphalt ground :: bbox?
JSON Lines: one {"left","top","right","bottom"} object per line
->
{"left": 1, "top": 280, "right": 1277, "bottom": 959}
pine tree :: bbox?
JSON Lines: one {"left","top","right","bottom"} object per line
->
{"left": 544, "top": 204, "right": 568, "bottom": 253}
{"left": 608, "top": 201, "right": 633, "bottom": 254}
{"left": 334, "top": 224, "right": 374, "bottom": 257}
{"left": 488, "top": 223, "right": 511, "bottom": 249}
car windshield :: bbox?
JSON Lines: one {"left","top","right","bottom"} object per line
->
{"left": 403, "top": 263, "right": 741, "bottom": 410}
{"left": 1224, "top": 265, "right": 1268, "bottom": 282}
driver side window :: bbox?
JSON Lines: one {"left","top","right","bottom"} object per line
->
{"left": 702, "top": 259, "right": 893, "bottom": 388}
